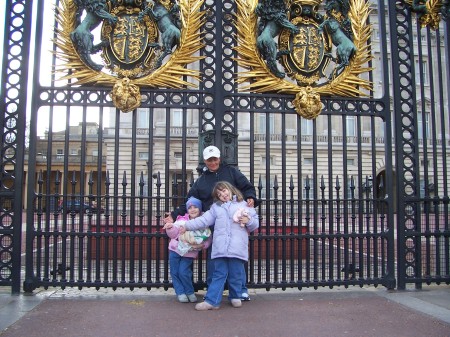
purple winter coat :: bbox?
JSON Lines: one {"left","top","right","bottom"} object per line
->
{"left": 183, "top": 199, "right": 259, "bottom": 261}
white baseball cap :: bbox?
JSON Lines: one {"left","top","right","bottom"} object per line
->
{"left": 203, "top": 146, "right": 221, "bottom": 160}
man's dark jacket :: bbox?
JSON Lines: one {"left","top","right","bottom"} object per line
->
{"left": 171, "top": 163, "right": 257, "bottom": 219}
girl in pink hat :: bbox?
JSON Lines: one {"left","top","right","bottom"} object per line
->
{"left": 163, "top": 196, "right": 211, "bottom": 303}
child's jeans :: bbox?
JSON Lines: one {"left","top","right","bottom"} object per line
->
{"left": 169, "top": 250, "right": 194, "bottom": 296}
{"left": 207, "top": 248, "right": 248, "bottom": 297}
{"left": 205, "top": 257, "right": 244, "bottom": 307}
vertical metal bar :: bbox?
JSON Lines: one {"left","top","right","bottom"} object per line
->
{"left": 101, "top": 171, "right": 111, "bottom": 284}
{"left": 441, "top": 24, "right": 450, "bottom": 278}
{"left": 288, "top": 175, "right": 295, "bottom": 282}
{"left": 273, "top": 176, "right": 279, "bottom": 285}
{"left": 341, "top": 113, "right": 349, "bottom": 282}
{"left": 161, "top": 108, "right": 171, "bottom": 285}
{"left": 153, "top": 172, "right": 162, "bottom": 284}
{"left": 326, "top": 117, "right": 333, "bottom": 282}
{"left": 212, "top": 1, "right": 225, "bottom": 147}
{"left": 296, "top": 116, "right": 304, "bottom": 283}
{"left": 256, "top": 177, "right": 263, "bottom": 285}
{"left": 248, "top": 112, "right": 256, "bottom": 286}
{"left": 350, "top": 176, "right": 357, "bottom": 280}
{"left": 67, "top": 171, "right": 77, "bottom": 283}
{"left": 343, "top": 114, "right": 351, "bottom": 282}
{"left": 320, "top": 176, "right": 326, "bottom": 281}
{"left": 77, "top": 108, "right": 88, "bottom": 285}
{"left": 364, "top": 175, "right": 372, "bottom": 280}
{"left": 370, "top": 116, "right": 379, "bottom": 280}
{"left": 373, "top": 176, "right": 385, "bottom": 279}
{"left": 305, "top": 176, "right": 311, "bottom": 283}
{"left": 86, "top": 172, "right": 93, "bottom": 284}
{"left": 138, "top": 172, "right": 145, "bottom": 283}
{"left": 120, "top": 171, "right": 128, "bottom": 284}
{"left": 335, "top": 176, "right": 342, "bottom": 281}
{"left": 35, "top": 173, "right": 44, "bottom": 281}
{"left": 430, "top": 25, "right": 443, "bottom": 277}
{"left": 264, "top": 113, "right": 271, "bottom": 287}
{"left": 425, "top": 26, "right": 443, "bottom": 279}
{"left": 314, "top": 117, "right": 320, "bottom": 285}
{"left": 112, "top": 110, "right": 121, "bottom": 285}
{"left": 418, "top": 27, "right": 431, "bottom": 278}
{"left": 281, "top": 113, "right": 287, "bottom": 287}
{"left": 129, "top": 110, "right": 138, "bottom": 283}
{"left": 95, "top": 107, "right": 105, "bottom": 286}
{"left": 146, "top": 107, "right": 155, "bottom": 285}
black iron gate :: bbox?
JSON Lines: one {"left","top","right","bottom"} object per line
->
{"left": 0, "top": 0, "right": 449, "bottom": 294}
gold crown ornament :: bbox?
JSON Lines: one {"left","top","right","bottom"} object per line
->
{"left": 290, "top": 0, "right": 321, "bottom": 6}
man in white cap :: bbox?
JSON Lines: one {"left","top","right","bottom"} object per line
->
{"left": 165, "top": 145, "right": 257, "bottom": 301}
{"left": 167, "top": 145, "right": 256, "bottom": 215}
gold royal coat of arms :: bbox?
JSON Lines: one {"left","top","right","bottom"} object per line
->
{"left": 54, "top": 0, "right": 204, "bottom": 112}
{"left": 235, "top": 0, "right": 374, "bottom": 119}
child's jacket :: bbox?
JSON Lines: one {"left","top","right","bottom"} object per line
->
{"left": 184, "top": 199, "right": 259, "bottom": 261}
{"left": 165, "top": 214, "right": 211, "bottom": 257}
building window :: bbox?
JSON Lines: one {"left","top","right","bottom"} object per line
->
{"left": 413, "top": 33, "right": 427, "bottom": 42}
{"left": 346, "top": 116, "right": 356, "bottom": 137}
{"left": 56, "top": 149, "right": 64, "bottom": 159}
{"left": 137, "top": 108, "right": 150, "bottom": 128}
{"left": 373, "top": 29, "right": 380, "bottom": 40}
{"left": 420, "top": 159, "right": 430, "bottom": 167}
{"left": 259, "top": 114, "right": 274, "bottom": 134}
{"left": 70, "top": 148, "right": 78, "bottom": 155}
{"left": 415, "top": 59, "right": 429, "bottom": 85}
{"left": 418, "top": 111, "right": 430, "bottom": 139}
{"left": 261, "top": 156, "right": 275, "bottom": 166}
{"left": 303, "top": 158, "right": 313, "bottom": 165}
{"left": 172, "top": 109, "right": 183, "bottom": 127}
{"left": 301, "top": 119, "right": 313, "bottom": 135}
{"left": 260, "top": 176, "right": 274, "bottom": 199}
{"left": 139, "top": 152, "right": 149, "bottom": 160}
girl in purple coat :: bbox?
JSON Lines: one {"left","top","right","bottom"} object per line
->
{"left": 179, "top": 181, "right": 259, "bottom": 310}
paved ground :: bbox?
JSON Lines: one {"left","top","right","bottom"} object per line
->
{"left": 1, "top": 285, "right": 449, "bottom": 337}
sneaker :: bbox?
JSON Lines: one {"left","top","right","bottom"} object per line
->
{"left": 187, "top": 293, "right": 198, "bottom": 303}
{"left": 195, "top": 301, "right": 219, "bottom": 311}
{"left": 231, "top": 299, "right": 242, "bottom": 308}
{"left": 241, "top": 292, "right": 251, "bottom": 301}
{"left": 177, "top": 294, "right": 189, "bottom": 303}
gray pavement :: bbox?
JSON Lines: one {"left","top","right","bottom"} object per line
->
{"left": 0, "top": 284, "right": 449, "bottom": 337}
